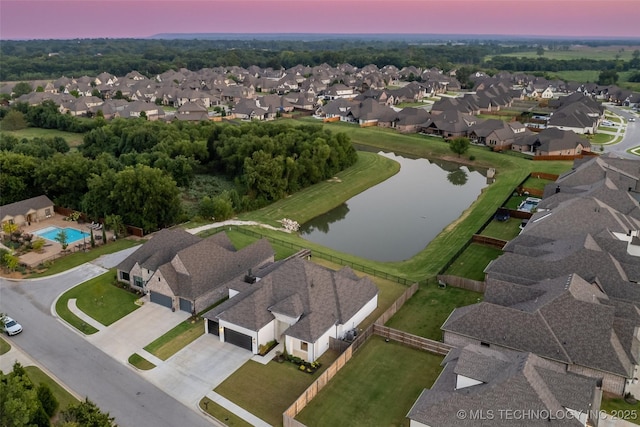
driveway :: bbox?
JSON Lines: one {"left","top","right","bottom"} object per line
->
{"left": 85, "top": 295, "right": 190, "bottom": 363}
{"left": 142, "top": 334, "right": 253, "bottom": 407}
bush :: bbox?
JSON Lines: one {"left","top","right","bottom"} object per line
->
{"left": 37, "top": 383, "right": 59, "bottom": 417}
{"left": 469, "top": 155, "right": 476, "bottom": 161}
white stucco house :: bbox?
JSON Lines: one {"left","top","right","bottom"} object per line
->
{"left": 203, "top": 257, "right": 379, "bottom": 361}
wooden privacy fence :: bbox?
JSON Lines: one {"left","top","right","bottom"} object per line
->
{"left": 54, "top": 206, "right": 144, "bottom": 237}
{"left": 373, "top": 324, "right": 454, "bottom": 355}
{"left": 284, "top": 282, "right": 424, "bottom": 426}
{"left": 437, "top": 274, "right": 486, "bottom": 293}
{"left": 471, "top": 234, "right": 508, "bottom": 250}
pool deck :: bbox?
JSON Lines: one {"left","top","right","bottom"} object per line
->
{"left": 15, "top": 215, "right": 115, "bottom": 268}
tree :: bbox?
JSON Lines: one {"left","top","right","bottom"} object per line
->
{"left": 1, "top": 110, "right": 28, "bottom": 131}
{"left": 598, "top": 69, "right": 619, "bottom": 85}
{"left": 55, "top": 229, "right": 68, "bottom": 250}
{"left": 101, "top": 226, "right": 107, "bottom": 244}
{"left": 2, "top": 221, "right": 18, "bottom": 236}
{"left": 12, "top": 81, "right": 33, "bottom": 98}
{"left": 536, "top": 46, "right": 544, "bottom": 56}
{"left": 447, "top": 169, "right": 469, "bottom": 186}
{"left": 104, "top": 214, "right": 125, "bottom": 238}
{"left": 37, "top": 384, "right": 59, "bottom": 417}
{"left": 90, "top": 228, "right": 95, "bottom": 248}
{"left": 31, "top": 238, "right": 46, "bottom": 252}
{"left": 449, "top": 137, "right": 470, "bottom": 158}
{"left": 0, "top": 362, "right": 42, "bottom": 427}
{"left": 3, "top": 252, "right": 19, "bottom": 271}
{"left": 57, "top": 398, "right": 116, "bottom": 427}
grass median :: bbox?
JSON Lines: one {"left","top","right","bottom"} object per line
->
{"left": 144, "top": 319, "right": 204, "bottom": 361}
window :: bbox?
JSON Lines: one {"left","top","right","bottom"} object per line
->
{"left": 45, "top": 208, "right": 51, "bottom": 218}
{"left": 133, "top": 276, "right": 143, "bottom": 288}
{"left": 120, "top": 271, "right": 130, "bottom": 281}
{"left": 300, "top": 342, "right": 308, "bottom": 351}
{"left": 480, "top": 342, "right": 490, "bottom": 348}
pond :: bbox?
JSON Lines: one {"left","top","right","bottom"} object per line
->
{"left": 299, "top": 151, "right": 489, "bottom": 262}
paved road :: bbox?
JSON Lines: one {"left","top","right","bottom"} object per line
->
{"left": 0, "top": 259, "right": 215, "bottom": 427}
{"left": 603, "top": 105, "right": 640, "bottom": 159}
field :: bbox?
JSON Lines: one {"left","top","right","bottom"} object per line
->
{"left": 0, "top": 128, "right": 85, "bottom": 147}
{"left": 488, "top": 45, "right": 640, "bottom": 61}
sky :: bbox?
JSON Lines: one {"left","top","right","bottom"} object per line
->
{"left": 1, "top": 0, "right": 639, "bottom": 40}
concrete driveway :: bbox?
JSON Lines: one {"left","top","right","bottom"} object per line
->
{"left": 84, "top": 294, "right": 253, "bottom": 409}
{"left": 85, "top": 295, "right": 190, "bottom": 364}
{"left": 142, "top": 334, "right": 253, "bottom": 407}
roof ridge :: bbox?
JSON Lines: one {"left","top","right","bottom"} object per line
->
{"left": 536, "top": 310, "right": 573, "bottom": 364}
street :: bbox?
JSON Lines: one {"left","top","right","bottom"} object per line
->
{"left": 0, "top": 253, "right": 216, "bottom": 427}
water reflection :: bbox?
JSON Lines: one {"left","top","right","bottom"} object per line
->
{"left": 299, "top": 151, "right": 488, "bottom": 262}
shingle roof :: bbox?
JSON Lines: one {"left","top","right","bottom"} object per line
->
{"left": 204, "top": 257, "right": 378, "bottom": 342}
{"left": 115, "top": 228, "right": 201, "bottom": 273}
{"left": 407, "top": 344, "right": 596, "bottom": 426}
{"left": 0, "top": 195, "right": 54, "bottom": 219}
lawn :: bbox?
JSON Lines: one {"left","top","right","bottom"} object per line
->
{"left": 0, "top": 336, "right": 10, "bottom": 355}
{"left": 25, "top": 365, "right": 79, "bottom": 413}
{"left": 385, "top": 284, "right": 482, "bottom": 340}
{"left": 0, "top": 127, "right": 85, "bottom": 148}
{"left": 296, "top": 336, "right": 444, "bottom": 427}
{"left": 589, "top": 133, "right": 616, "bottom": 144}
{"left": 55, "top": 269, "right": 139, "bottom": 334}
{"left": 522, "top": 176, "right": 554, "bottom": 191}
{"left": 601, "top": 393, "right": 640, "bottom": 425}
{"left": 28, "top": 238, "right": 142, "bottom": 278}
{"left": 199, "top": 397, "right": 253, "bottom": 427}
{"left": 128, "top": 353, "right": 156, "bottom": 370}
{"left": 490, "top": 47, "right": 638, "bottom": 61}
{"left": 144, "top": 319, "right": 204, "bottom": 360}
{"left": 504, "top": 194, "right": 527, "bottom": 210}
{"left": 444, "top": 243, "right": 504, "bottom": 281}
{"left": 215, "top": 350, "right": 340, "bottom": 426}
{"left": 199, "top": 228, "right": 299, "bottom": 261}
{"left": 480, "top": 217, "right": 523, "bottom": 241}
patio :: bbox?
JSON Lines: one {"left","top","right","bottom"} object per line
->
{"left": 9, "top": 215, "right": 115, "bottom": 268}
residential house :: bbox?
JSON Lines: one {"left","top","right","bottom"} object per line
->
{"left": 511, "top": 128, "right": 591, "bottom": 156}
{"left": 468, "top": 119, "right": 529, "bottom": 151}
{"left": 0, "top": 195, "right": 55, "bottom": 227}
{"left": 175, "top": 101, "right": 209, "bottom": 121}
{"left": 442, "top": 273, "right": 637, "bottom": 396}
{"left": 407, "top": 344, "right": 601, "bottom": 426}
{"left": 203, "top": 257, "right": 378, "bottom": 360}
{"left": 394, "top": 108, "right": 430, "bottom": 133}
{"left": 116, "top": 229, "right": 274, "bottom": 313}
{"left": 418, "top": 110, "right": 477, "bottom": 139}
{"left": 233, "top": 99, "right": 269, "bottom": 120}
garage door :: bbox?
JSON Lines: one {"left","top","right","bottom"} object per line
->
{"left": 224, "top": 328, "right": 252, "bottom": 351}
{"left": 150, "top": 291, "right": 172, "bottom": 309}
{"left": 207, "top": 320, "right": 219, "bottom": 336}
{"left": 179, "top": 298, "right": 192, "bottom": 313}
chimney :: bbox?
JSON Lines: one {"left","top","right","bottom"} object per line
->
{"left": 555, "top": 185, "right": 560, "bottom": 194}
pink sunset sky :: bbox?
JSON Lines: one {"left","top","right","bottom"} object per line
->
{"left": 1, "top": 0, "right": 639, "bottom": 40}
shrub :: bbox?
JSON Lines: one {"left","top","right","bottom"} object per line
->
{"left": 37, "top": 383, "right": 59, "bottom": 417}
{"left": 469, "top": 155, "right": 476, "bottom": 161}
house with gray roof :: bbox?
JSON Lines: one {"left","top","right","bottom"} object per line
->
{"left": 116, "top": 229, "right": 274, "bottom": 313}
{"left": 470, "top": 154, "right": 640, "bottom": 395}
{"left": 407, "top": 344, "right": 601, "bottom": 426}
{"left": 442, "top": 274, "right": 636, "bottom": 395}
{"left": 203, "top": 257, "right": 378, "bottom": 360}
{"left": 511, "top": 128, "right": 591, "bottom": 156}
{"left": 0, "top": 195, "right": 55, "bottom": 227}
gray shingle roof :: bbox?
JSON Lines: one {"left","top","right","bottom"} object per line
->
{"left": 204, "top": 257, "right": 378, "bottom": 342}
{"left": 115, "top": 228, "right": 201, "bottom": 273}
{"left": 0, "top": 195, "right": 54, "bottom": 219}
{"left": 407, "top": 344, "right": 596, "bottom": 426}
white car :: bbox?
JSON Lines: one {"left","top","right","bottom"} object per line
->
{"left": 2, "top": 316, "right": 23, "bottom": 336}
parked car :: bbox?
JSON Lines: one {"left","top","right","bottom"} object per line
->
{"left": 2, "top": 316, "right": 23, "bottom": 336}
{"left": 629, "top": 117, "right": 636, "bottom": 122}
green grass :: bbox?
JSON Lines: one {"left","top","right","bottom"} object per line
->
{"left": 589, "top": 133, "right": 616, "bottom": 144}
{"left": 601, "top": 394, "right": 640, "bottom": 425}
{"left": 128, "top": 353, "right": 156, "bottom": 370}
{"left": 215, "top": 350, "right": 339, "bottom": 426}
{"left": 599, "top": 126, "right": 618, "bottom": 132}
{"left": 1, "top": 128, "right": 85, "bottom": 147}
{"left": 241, "top": 150, "right": 400, "bottom": 227}
{"left": 477, "top": 114, "right": 514, "bottom": 121}
{"left": 480, "top": 218, "right": 522, "bottom": 242}
{"left": 28, "top": 238, "right": 142, "bottom": 278}
{"left": 25, "top": 365, "right": 79, "bottom": 412}
{"left": 200, "top": 228, "right": 299, "bottom": 261}
{"left": 491, "top": 47, "right": 638, "bottom": 61}
{"left": 504, "top": 195, "right": 527, "bottom": 210}
{"left": 0, "top": 336, "right": 10, "bottom": 355}
{"left": 522, "top": 176, "right": 553, "bottom": 191}
{"left": 199, "top": 397, "right": 253, "bottom": 427}
{"left": 396, "top": 102, "right": 427, "bottom": 108}
{"left": 444, "top": 243, "right": 504, "bottom": 281}
{"left": 55, "top": 270, "right": 139, "bottom": 334}
{"left": 386, "top": 284, "right": 482, "bottom": 340}
{"left": 296, "top": 336, "right": 444, "bottom": 427}
{"left": 144, "top": 319, "right": 204, "bottom": 361}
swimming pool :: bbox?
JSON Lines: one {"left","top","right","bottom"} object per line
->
{"left": 517, "top": 197, "right": 541, "bottom": 213}
{"left": 33, "top": 226, "right": 90, "bottom": 244}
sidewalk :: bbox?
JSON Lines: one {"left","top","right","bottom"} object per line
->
{"left": 205, "top": 391, "right": 271, "bottom": 427}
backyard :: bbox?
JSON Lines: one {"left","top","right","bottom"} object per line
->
{"left": 296, "top": 336, "right": 444, "bottom": 427}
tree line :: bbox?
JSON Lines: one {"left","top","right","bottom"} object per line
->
{"left": 0, "top": 103, "right": 357, "bottom": 232}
